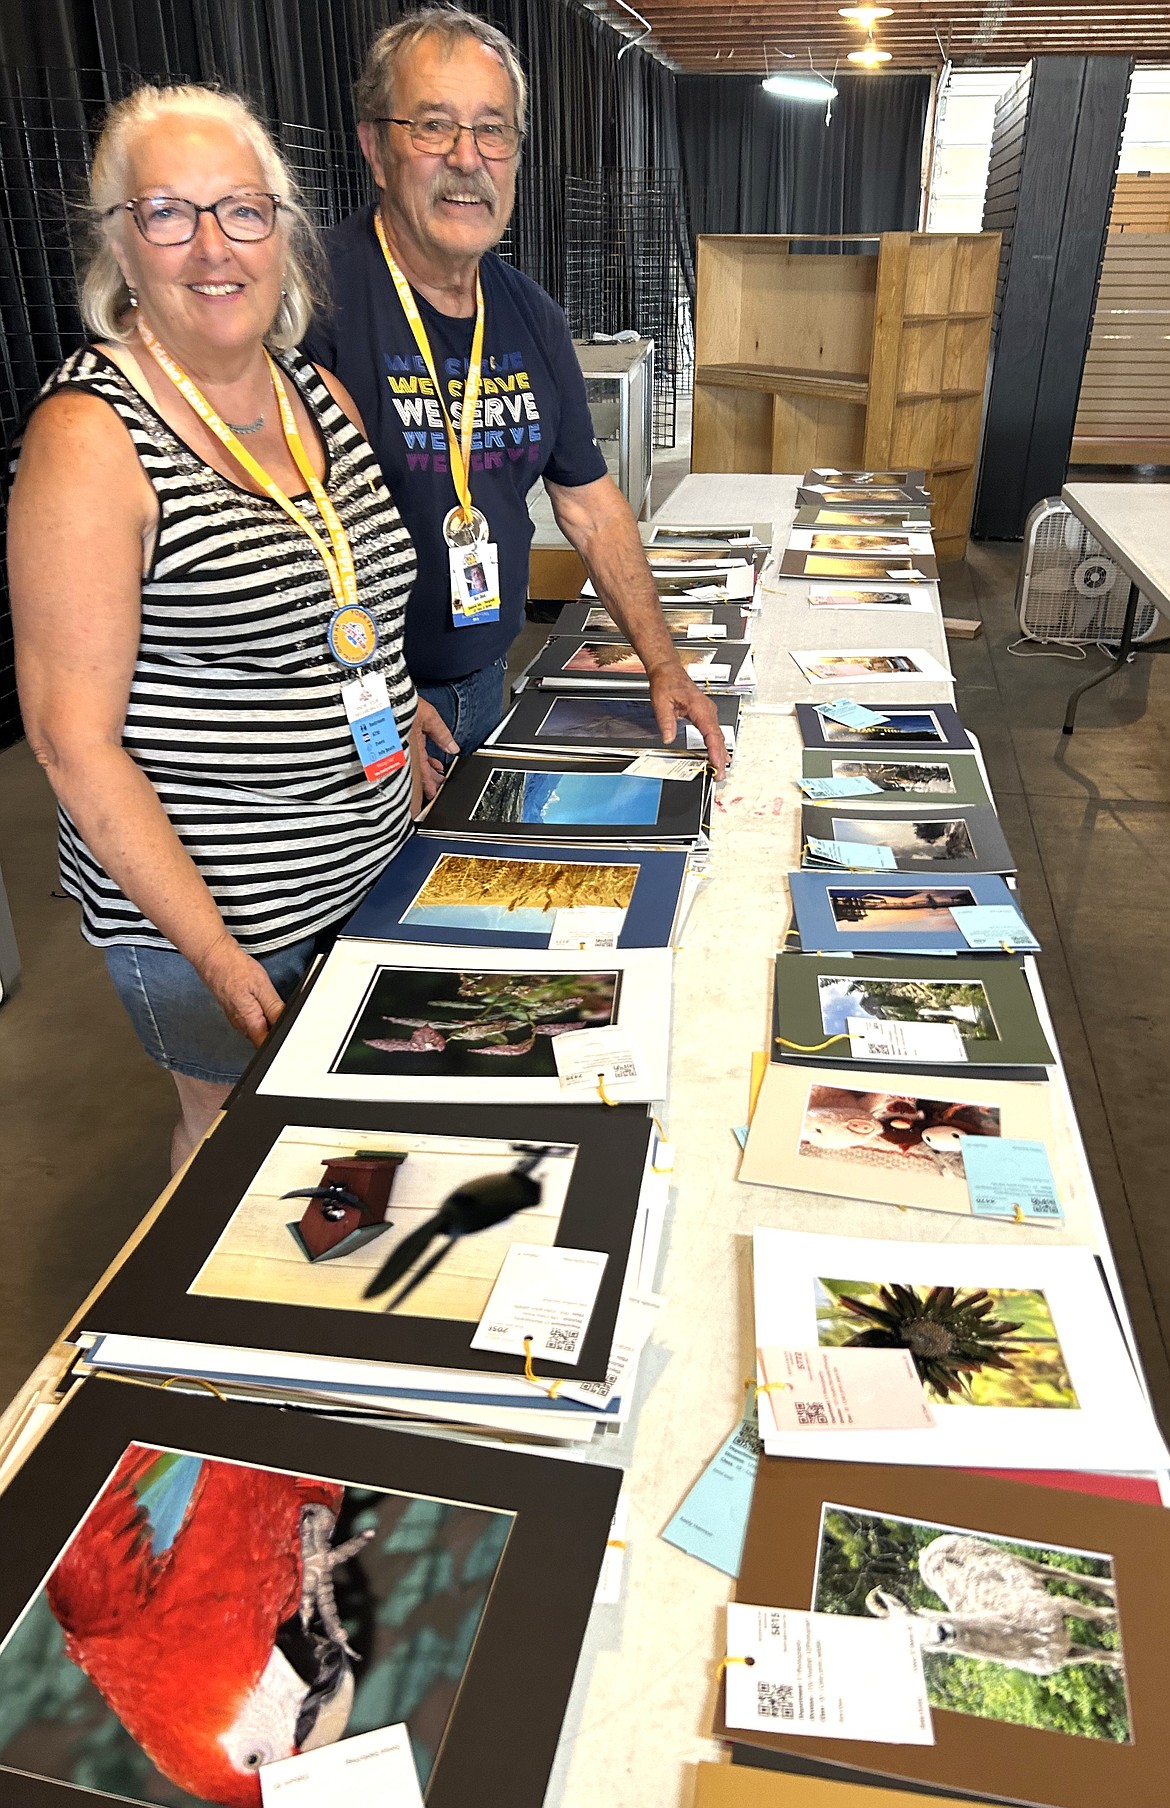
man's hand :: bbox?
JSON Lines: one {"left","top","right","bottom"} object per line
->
{"left": 647, "top": 661, "right": 728, "bottom": 776}
{"left": 195, "top": 932, "right": 286, "bottom": 1047}
{"left": 414, "top": 697, "right": 460, "bottom": 803}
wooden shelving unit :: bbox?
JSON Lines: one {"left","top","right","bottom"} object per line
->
{"left": 690, "top": 232, "right": 1001, "bottom": 560}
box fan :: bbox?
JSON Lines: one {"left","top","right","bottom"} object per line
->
{"left": 1016, "top": 498, "right": 1158, "bottom": 644}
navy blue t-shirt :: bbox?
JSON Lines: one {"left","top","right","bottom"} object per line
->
{"left": 304, "top": 205, "right": 607, "bottom": 685}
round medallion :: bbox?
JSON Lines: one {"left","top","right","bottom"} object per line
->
{"left": 327, "top": 604, "right": 379, "bottom": 668}
{"left": 442, "top": 505, "right": 489, "bottom": 549}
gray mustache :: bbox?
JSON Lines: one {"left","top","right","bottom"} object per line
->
{"left": 431, "top": 175, "right": 496, "bottom": 210}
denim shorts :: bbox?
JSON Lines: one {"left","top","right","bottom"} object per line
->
{"left": 417, "top": 654, "right": 508, "bottom": 765}
{"left": 103, "top": 932, "right": 324, "bottom": 1085}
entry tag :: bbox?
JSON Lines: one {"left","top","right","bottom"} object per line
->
{"left": 960, "top": 1135, "right": 1063, "bottom": 1223}
{"left": 340, "top": 672, "right": 405, "bottom": 783}
{"left": 259, "top": 1724, "right": 424, "bottom": 1807}
{"left": 724, "top": 1605, "right": 934, "bottom": 1744}
{"left": 756, "top": 1346, "right": 935, "bottom": 1432}
{"left": 450, "top": 541, "right": 501, "bottom": 626}
{"left": 797, "top": 775, "right": 884, "bottom": 799}
{"left": 818, "top": 698, "right": 888, "bottom": 728}
{"left": 552, "top": 1023, "right": 641, "bottom": 1093}
{"left": 470, "top": 1241, "right": 608, "bottom": 1362}
{"left": 951, "top": 903, "right": 1040, "bottom": 951}
{"left": 661, "top": 1406, "right": 759, "bottom": 1577}
{"left": 806, "top": 836, "right": 896, "bottom": 870}
{"left": 687, "top": 621, "right": 728, "bottom": 638}
{"left": 846, "top": 1017, "right": 968, "bottom": 1063}
{"left": 549, "top": 906, "right": 626, "bottom": 950}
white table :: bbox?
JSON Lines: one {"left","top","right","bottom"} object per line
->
{"left": 1060, "top": 481, "right": 1170, "bottom": 732}
{"left": 549, "top": 475, "right": 1154, "bottom": 1808}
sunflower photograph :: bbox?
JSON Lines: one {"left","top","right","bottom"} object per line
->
{"left": 814, "top": 1278, "right": 1079, "bottom": 1409}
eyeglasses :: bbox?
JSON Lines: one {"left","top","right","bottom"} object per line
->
{"left": 378, "top": 116, "right": 523, "bottom": 160}
{"left": 103, "top": 193, "right": 282, "bottom": 246}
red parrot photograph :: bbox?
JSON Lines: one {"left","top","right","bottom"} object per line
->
{"left": 0, "top": 1441, "right": 513, "bottom": 1807}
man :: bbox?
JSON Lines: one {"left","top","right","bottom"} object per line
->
{"left": 305, "top": 7, "right": 726, "bottom": 798}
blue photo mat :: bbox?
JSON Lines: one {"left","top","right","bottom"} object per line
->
{"left": 788, "top": 869, "right": 1019, "bottom": 953}
{"left": 342, "top": 834, "right": 687, "bottom": 948}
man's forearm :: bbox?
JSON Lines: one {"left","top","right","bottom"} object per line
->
{"left": 549, "top": 481, "right": 682, "bottom": 672}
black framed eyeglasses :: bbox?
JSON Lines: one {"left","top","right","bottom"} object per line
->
{"left": 103, "top": 192, "right": 282, "bottom": 246}
{"left": 378, "top": 116, "right": 524, "bottom": 160}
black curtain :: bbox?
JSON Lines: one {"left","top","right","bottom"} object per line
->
{"left": 677, "top": 72, "right": 930, "bottom": 238}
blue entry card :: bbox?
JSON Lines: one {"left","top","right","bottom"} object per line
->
{"left": 806, "top": 836, "right": 897, "bottom": 870}
{"left": 818, "top": 698, "right": 890, "bottom": 729}
{"left": 798, "top": 776, "right": 885, "bottom": 799}
{"left": 950, "top": 903, "right": 1040, "bottom": 951}
{"left": 661, "top": 1407, "right": 759, "bottom": 1577}
{"left": 960, "top": 1136, "right": 1063, "bottom": 1223}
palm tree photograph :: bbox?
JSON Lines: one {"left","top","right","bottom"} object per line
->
{"left": 815, "top": 1278, "right": 1079, "bottom": 1409}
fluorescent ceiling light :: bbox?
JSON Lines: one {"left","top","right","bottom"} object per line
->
{"left": 762, "top": 72, "right": 839, "bottom": 101}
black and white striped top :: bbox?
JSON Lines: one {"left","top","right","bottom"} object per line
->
{"left": 30, "top": 346, "right": 418, "bottom": 954}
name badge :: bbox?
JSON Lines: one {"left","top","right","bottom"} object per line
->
{"left": 450, "top": 542, "right": 501, "bottom": 626}
{"left": 341, "top": 672, "right": 405, "bottom": 783}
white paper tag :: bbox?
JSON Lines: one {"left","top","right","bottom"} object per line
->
{"left": 892, "top": 566, "right": 927, "bottom": 579}
{"left": 687, "top": 658, "right": 732, "bottom": 683}
{"left": 724, "top": 565, "right": 756, "bottom": 599}
{"left": 724, "top": 1606, "right": 934, "bottom": 1744}
{"left": 549, "top": 906, "right": 626, "bottom": 950}
{"left": 625, "top": 753, "right": 707, "bottom": 779}
{"left": 260, "top": 1726, "right": 424, "bottom": 1807}
{"left": 555, "top": 1290, "right": 664, "bottom": 1407}
{"left": 594, "top": 1493, "right": 630, "bottom": 1605}
{"left": 470, "top": 1241, "right": 608, "bottom": 1362}
{"left": 756, "top": 1346, "right": 935, "bottom": 1431}
{"left": 552, "top": 1023, "right": 641, "bottom": 1092}
{"left": 845, "top": 1017, "right": 968, "bottom": 1063}
{"left": 688, "top": 621, "right": 728, "bottom": 638}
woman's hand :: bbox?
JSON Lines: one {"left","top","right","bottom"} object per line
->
{"left": 195, "top": 932, "right": 285, "bottom": 1046}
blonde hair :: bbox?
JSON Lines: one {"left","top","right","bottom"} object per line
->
{"left": 354, "top": 7, "right": 527, "bottom": 135}
{"left": 80, "top": 84, "right": 326, "bottom": 350}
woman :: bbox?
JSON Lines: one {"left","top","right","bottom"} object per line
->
{"left": 9, "top": 85, "right": 420, "bottom": 1168}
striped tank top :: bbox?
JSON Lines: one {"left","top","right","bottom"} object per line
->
{"left": 30, "top": 346, "right": 418, "bottom": 954}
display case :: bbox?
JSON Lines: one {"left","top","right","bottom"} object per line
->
{"left": 574, "top": 338, "right": 655, "bottom": 518}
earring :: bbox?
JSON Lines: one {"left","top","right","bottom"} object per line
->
{"left": 127, "top": 286, "right": 138, "bottom": 309}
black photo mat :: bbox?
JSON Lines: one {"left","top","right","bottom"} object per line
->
{"left": 79, "top": 1094, "right": 655, "bottom": 1385}
{"left": 800, "top": 802, "right": 1015, "bottom": 875}
{"left": 0, "top": 1381, "right": 619, "bottom": 1808}
{"left": 419, "top": 752, "right": 708, "bottom": 843}
{"left": 491, "top": 687, "right": 741, "bottom": 756}
{"left": 796, "top": 703, "right": 971, "bottom": 753}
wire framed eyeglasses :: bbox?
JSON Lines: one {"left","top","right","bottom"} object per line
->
{"left": 378, "top": 116, "right": 524, "bottom": 160}
{"left": 103, "top": 193, "right": 283, "bottom": 245}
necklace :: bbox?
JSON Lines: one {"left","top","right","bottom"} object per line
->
{"left": 226, "top": 413, "right": 266, "bottom": 435}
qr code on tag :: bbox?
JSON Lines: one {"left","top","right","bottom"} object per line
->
{"left": 732, "top": 1419, "right": 760, "bottom": 1457}
{"left": 545, "top": 1325, "right": 578, "bottom": 1354}
{"left": 757, "top": 1681, "right": 795, "bottom": 1720}
{"left": 794, "top": 1400, "right": 830, "bottom": 1426}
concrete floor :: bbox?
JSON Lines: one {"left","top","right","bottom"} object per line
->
{"left": 1, "top": 485, "right": 1169, "bottom": 1433}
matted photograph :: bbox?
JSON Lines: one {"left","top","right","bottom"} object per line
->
{"left": 583, "top": 604, "right": 710, "bottom": 632}
{"left": 829, "top": 814, "right": 976, "bottom": 862}
{"left": 792, "top": 649, "right": 950, "bottom": 685}
{"left": 333, "top": 965, "right": 619, "bottom": 1080}
{"left": 812, "top": 1504, "right": 1129, "bottom": 1743}
{"left": 649, "top": 522, "right": 763, "bottom": 545}
{"left": 401, "top": 852, "right": 637, "bottom": 934}
{"left": 535, "top": 694, "right": 664, "bottom": 745}
{"left": 469, "top": 766, "right": 663, "bottom": 828}
{"left": 802, "top": 557, "right": 927, "bottom": 579}
{"left": 828, "top": 884, "right": 978, "bottom": 933}
{"left": 830, "top": 758, "right": 959, "bottom": 793}
{"left": 797, "top": 1081, "right": 1001, "bottom": 1176}
{"left": 817, "top": 973, "right": 998, "bottom": 1041}
{"left": 814, "top": 1278, "right": 1078, "bottom": 1409}
{"left": 821, "top": 710, "right": 950, "bottom": 745}
{"left": 0, "top": 1441, "right": 514, "bottom": 1805}
{"left": 800, "top": 532, "right": 923, "bottom": 554}
{"left": 808, "top": 587, "right": 918, "bottom": 609}
{"left": 190, "top": 1124, "right": 578, "bottom": 1322}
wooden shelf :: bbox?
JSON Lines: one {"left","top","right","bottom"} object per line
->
{"left": 928, "top": 460, "right": 975, "bottom": 476}
{"left": 694, "top": 363, "right": 869, "bottom": 404}
{"left": 903, "top": 310, "right": 993, "bottom": 323}
{"left": 897, "top": 388, "right": 984, "bottom": 402}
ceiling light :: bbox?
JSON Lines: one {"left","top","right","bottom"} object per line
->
{"left": 848, "top": 43, "right": 892, "bottom": 64}
{"left": 838, "top": 5, "right": 893, "bottom": 22}
{"left": 762, "top": 72, "right": 839, "bottom": 101}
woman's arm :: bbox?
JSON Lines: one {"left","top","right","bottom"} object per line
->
{"left": 9, "top": 391, "right": 284, "bottom": 1044}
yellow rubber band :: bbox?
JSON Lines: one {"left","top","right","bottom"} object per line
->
{"left": 597, "top": 1072, "right": 618, "bottom": 1106}
{"left": 773, "top": 1033, "right": 850, "bottom": 1053}
{"left": 716, "top": 1655, "right": 753, "bottom": 1681}
{"left": 160, "top": 1375, "right": 228, "bottom": 1402}
{"left": 522, "top": 1335, "right": 564, "bottom": 1398}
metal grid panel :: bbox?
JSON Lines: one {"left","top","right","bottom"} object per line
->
{"left": 561, "top": 170, "right": 693, "bottom": 448}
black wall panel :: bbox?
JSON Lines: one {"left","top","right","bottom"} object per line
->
{"left": 973, "top": 55, "right": 1132, "bottom": 541}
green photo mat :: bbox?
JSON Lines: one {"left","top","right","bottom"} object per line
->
{"left": 772, "top": 952, "right": 1055, "bottom": 1067}
{"left": 801, "top": 749, "right": 992, "bottom": 809}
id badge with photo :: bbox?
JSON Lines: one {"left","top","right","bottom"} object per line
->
{"left": 341, "top": 671, "right": 406, "bottom": 783}
{"left": 449, "top": 541, "right": 501, "bottom": 627}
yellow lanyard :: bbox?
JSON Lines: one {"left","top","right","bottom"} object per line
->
{"left": 136, "top": 320, "right": 357, "bottom": 613}
{"left": 374, "top": 211, "right": 485, "bottom": 533}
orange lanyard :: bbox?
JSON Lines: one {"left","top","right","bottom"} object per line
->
{"left": 374, "top": 211, "right": 485, "bottom": 534}
{"left": 136, "top": 320, "right": 357, "bottom": 612}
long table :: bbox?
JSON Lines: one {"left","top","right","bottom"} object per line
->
{"left": 0, "top": 473, "right": 1161, "bottom": 1808}
{"left": 1060, "top": 481, "right": 1170, "bottom": 733}
{"left": 549, "top": 473, "right": 1162, "bottom": 1808}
